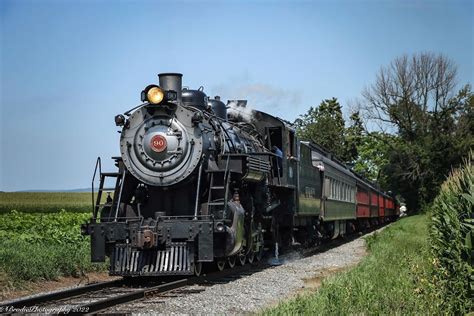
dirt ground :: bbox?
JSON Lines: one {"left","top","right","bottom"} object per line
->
{"left": 300, "top": 264, "right": 357, "bottom": 292}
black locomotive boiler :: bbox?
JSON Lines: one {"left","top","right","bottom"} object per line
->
{"left": 82, "top": 72, "right": 398, "bottom": 277}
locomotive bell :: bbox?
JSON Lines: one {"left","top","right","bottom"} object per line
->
{"left": 158, "top": 73, "right": 183, "bottom": 103}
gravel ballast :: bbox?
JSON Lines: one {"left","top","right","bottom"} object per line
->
{"left": 111, "top": 230, "right": 380, "bottom": 315}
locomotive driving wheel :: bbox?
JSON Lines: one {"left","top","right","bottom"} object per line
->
{"left": 228, "top": 256, "right": 236, "bottom": 268}
{"left": 216, "top": 259, "right": 226, "bottom": 271}
{"left": 194, "top": 262, "right": 202, "bottom": 276}
{"left": 247, "top": 251, "right": 255, "bottom": 264}
{"left": 238, "top": 251, "right": 246, "bottom": 266}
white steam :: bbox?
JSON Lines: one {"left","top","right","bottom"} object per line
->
{"left": 227, "top": 100, "right": 256, "bottom": 123}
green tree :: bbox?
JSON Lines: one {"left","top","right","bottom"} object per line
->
{"left": 344, "top": 111, "right": 365, "bottom": 164}
{"left": 352, "top": 132, "right": 393, "bottom": 184}
{"left": 361, "top": 52, "right": 473, "bottom": 210}
{"left": 295, "top": 97, "right": 346, "bottom": 159}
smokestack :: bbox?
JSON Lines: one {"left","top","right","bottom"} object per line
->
{"left": 158, "top": 73, "right": 183, "bottom": 103}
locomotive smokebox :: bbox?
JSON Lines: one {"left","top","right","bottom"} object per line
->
{"left": 158, "top": 73, "right": 183, "bottom": 103}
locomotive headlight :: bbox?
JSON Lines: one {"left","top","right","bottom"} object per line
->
{"left": 147, "top": 86, "right": 165, "bottom": 104}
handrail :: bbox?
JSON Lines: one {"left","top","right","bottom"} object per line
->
{"left": 113, "top": 170, "right": 126, "bottom": 222}
{"left": 193, "top": 159, "right": 204, "bottom": 219}
{"left": 222, "top": 154, "right": 231, "bottom": 220}
{"left": 91, "top": 157, "right": 102, "bottom": 220}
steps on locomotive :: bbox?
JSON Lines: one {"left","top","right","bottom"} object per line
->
{"left": 98, "top": 187, "right": 116, "bottom": 192}
{"left": 207, "top": 201, "right": 226, "bottom": 206}
{"left": 207, "top": 171, "right": 229, "bottom": 201}
{"left": 203, "top": 167, "right": 237, "bottom": 216}
{"left": 101, "top": 172, "right": 121, "bottom": 177}
{"left": 93, "top": 168, "right": 125, "bottom": 221}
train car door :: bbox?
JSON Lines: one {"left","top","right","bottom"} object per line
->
{"left": 266, "top": 126, "right": 298, "bottom": 188}
{"left": 266, "top": 127, "right": 284, "bottom": 185}
{"left": 322, "top": 176, "right": 331, "bottom": 219}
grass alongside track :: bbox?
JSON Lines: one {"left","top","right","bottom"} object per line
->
{"left": 0, "top": 210, "right": 107, "bottom": 297}
{"left": 264, "top": 214, "right": 438, "bottom": 315}
{"left": 0, "top": 192, "right": 112, "bottom": 298}
{"left": 0, "top": 192, "right": 92, "bottom": 213}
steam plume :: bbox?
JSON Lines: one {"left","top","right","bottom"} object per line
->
{"left": 227, "top": 100, "right": 256, "bottom": 123}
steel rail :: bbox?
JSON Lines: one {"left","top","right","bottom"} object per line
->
{"left": 0, "top": 279, "right": 124, "bottom": 310}
{"left": 81, "top": 264, "right": 256, "bottom": 314}
{"left": 0, "top": 263, "right": 255, "bottom": 315}
{"left": 80, "top": 278, "right": 188, "bottom": 315}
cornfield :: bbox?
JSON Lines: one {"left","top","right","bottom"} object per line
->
{"left": 429, "top": 151, "right": 473, "bottom": 314}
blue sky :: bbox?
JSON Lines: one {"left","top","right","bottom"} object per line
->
{"left": 1, "top": 0, "right": 472, "bottom": 191}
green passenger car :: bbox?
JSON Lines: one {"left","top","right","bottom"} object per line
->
{"left": 297, "top": 142, "right": 356, "bottom": 221}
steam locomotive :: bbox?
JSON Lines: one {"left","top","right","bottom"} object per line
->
{"left": 82, "top": 73, "right": 398, "bottom": 276}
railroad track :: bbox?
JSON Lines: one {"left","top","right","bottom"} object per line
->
{"left": 0, "top": 264, "right": 256, "bottom": 315}
{"left": 0, "top": 225, "right": 387, "bottom": 315}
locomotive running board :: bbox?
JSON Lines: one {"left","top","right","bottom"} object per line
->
{"left": 110, "top": 242, "right": 194, "bottom": 276}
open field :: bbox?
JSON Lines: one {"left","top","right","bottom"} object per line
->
{"left": 264, "top": 214, "right": 439, "bottom": 315}
{"left": 0, "top": 210, "right": 107, "bottom": 299}
{"left": 0, "top": 192, "right": 94, "bottom": 213}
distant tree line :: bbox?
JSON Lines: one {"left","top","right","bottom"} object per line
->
{"left": 295, "top": 52, "right": 473, "bottom": 211}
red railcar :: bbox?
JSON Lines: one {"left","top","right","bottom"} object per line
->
{"left": 384, "top": 195, "right": 397, "bottom": 220}
{"left": 356, "top": 185, "right": 370, "bottom": 218}
{"left": 378, "top": 195, "right": 385, "bottom": 218}
{"left": 370, "top": 191, "right": 378, "bottom": 218}
{"left": 354, "top": 175, "right": 398, "bottom": 228}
